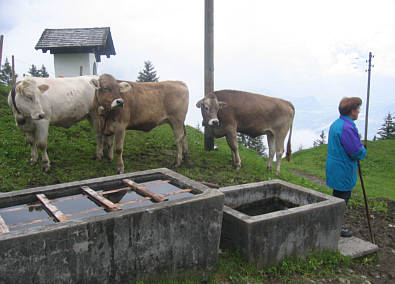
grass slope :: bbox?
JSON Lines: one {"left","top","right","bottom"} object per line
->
{"left": 283, "top": 140, "right": 395, "bottom": 201}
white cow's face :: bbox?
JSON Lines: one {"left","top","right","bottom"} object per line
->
{"left": 15, "top": 79, "right": 48, "bottom": 120}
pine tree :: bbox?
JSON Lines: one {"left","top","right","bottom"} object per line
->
{"left": 237, "top": 133, "right": 267, "bottom": 157}
{"left": 137, "top": 60, "right": 159, "bottom": 82}
{"left": 0, "top": 58, "right": 16, "bottom": 86}
{"left": 39, "top": 65, "right": 49, "bottom": 77}
{"left": 313, "top": 130, "right": 326, "bottom": 147}
{"left": 28, "top": 64, "right": 41, "bottom": 77}
{"left": 377, "top": 112, "right": 395, "bottom": 140}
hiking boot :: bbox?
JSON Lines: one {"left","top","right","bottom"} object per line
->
{"left": 340, "top": 226, "right": 353, "bottom": 237}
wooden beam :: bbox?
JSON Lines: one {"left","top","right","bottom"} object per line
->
{"left": 0, "top": 215, "right": 9, "bottom": 234}
{"left": 81, "top": 186, "right": 120, "bottom": 211}
{"left": 122, "top": 179, "right": 168, "bottom": 203}
{"left": 36, "top": 194, "right": 67, "bottom": 222}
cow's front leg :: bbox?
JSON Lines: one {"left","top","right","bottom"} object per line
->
{"left": 115, "top": 130, "right": 125, "bottom": 174}
{"left": 36, "top": 121, "right": 50, "bottom": 172}
{"left": 225, "top": 130, "right": 241, "bottom": 170}
{"left": 103, "top": 135, "right": 114, "bottom": 161}
{"left": 95, "top": 131, "right": 104, "bottom": 161}
{"left": 26, "top": 131, "right": 38, "bottom": 165}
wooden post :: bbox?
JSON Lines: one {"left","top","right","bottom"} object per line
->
{"left": 364, "top": 52, "right": 373, "bottom": 147}
{"left": 11, "top": 55, "right": 16, "bottom": 86}
{"left": 204, "top": 0, "right": 215, "bottom": 151}
{"left": 0, "top": 35, "right": 4, "bottom": 69}
{"left": 80, "top": 66, "right": 83, "bottom": 76}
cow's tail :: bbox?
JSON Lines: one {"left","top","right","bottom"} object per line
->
{"left": 286, "top": 115, "right": 294, "bottom": 162}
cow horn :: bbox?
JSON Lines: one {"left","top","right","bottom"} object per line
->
{"left": 98, "top": 106, "right": 105, "bottom": 115}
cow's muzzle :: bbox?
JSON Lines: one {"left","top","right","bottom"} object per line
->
{"left": 208, "top": 119, "right": 219, "bottom": 126}
{"left": 111, "top": 99, "right": 124, "bottom": 109}
{"left": 32, "top": 113, "right": 45, "bottom": 120}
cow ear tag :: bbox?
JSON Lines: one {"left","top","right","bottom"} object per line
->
{"left": 219, "top": 101, "right": 227, "bottom": 109}
{"left": 90, "top": 79, "right": 100, "bottom": 88}
{"left": 38, "top": 84, "right": 49, "bottom": 93}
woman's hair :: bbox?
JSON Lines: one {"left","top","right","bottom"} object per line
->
{"left": 338, "top": 97, "right": 362, "bottom": 116}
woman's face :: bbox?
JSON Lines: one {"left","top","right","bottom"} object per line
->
{"left": 350, "top": 106, "right": 360, "bottom": 120}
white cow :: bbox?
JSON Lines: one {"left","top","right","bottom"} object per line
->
{"left": 8, "top": 76, "right": 103, "bottom": 171}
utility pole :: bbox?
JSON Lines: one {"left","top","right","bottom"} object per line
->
{"left": 0, "top": 35, "right": 4, "bottom": 69}
{"left": 204, "top": 0, "right": 214, "bottom": 150}
{"left": 364, "top": 52, "right": 373, "bottom": 147}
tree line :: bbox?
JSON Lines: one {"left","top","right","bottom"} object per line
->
{"left": 0, "top": 57, "right": 49, "bottom": 85}
{"left": 314, "top": 112, "right": 395, "bottom": 148}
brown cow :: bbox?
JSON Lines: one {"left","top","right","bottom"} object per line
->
{"left": 196, "top": 90, "right": 294, "bottom": 174}
{"left": 91, "top": 74, "right": 189, "bottom": 173}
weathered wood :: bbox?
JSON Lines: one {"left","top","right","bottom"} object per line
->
{"left": 0, "top": 215, "right": 9, "bottom": 234}
{"left": 201, "top": 181, "right": 220, "bottom": 188}
{"left": 8, "top": 218, "right": 48, "bottom": 230}
{"left": 81, "top": 186, "right": 120, "bottom": 211}
{"left": 163, "top": 189, "right": 192, "bottom": 196}
{"left": 118, "top": 197, "right": 152, "bottom": 208}
{"left": 36, "top": 194, "right": 67, "bottom": 222}
{"left": 122, "top": 179, "right": 168, "bottom": 203}
{"left": 144, "top": 179, "right": 171, "bottom": 186}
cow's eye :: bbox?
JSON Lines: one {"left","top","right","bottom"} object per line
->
{"left": 204, "top": 105, "right": 209, "bottom": 111}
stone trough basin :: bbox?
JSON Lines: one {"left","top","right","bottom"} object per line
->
{"left": 0, "top": 168, "right": 224, "bottom": 284}
{"left": 220, "top": 180, "right": 345, "bottom": 268}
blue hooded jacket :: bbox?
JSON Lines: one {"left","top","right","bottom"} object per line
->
{"left": 326, "top": 115, "right": 367, "bottom": 191}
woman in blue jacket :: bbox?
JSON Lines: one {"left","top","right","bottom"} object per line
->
{"left": 326, "top": 97, "right": 367, "bottom": 237}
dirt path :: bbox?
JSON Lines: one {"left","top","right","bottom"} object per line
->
{"left": 289, "top": 168, "right": 395, "bottom": 283}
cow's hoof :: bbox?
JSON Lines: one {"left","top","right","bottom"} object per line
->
{"left": 117, "top": 169, "right": 124, "bottom": 174}
{"left": 30, "top": 160, "right": 37, "bottom": 166}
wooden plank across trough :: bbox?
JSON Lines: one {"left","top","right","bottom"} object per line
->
{"left": 36, "top": 194, "right": 67, "bottom": 222}
{"left": 0, "top": 216, "right": 9, "bottom": 234}
{"left": 81, "top": 186, "right": 120, "bottom": 211}
{"left": 123, "top": 179, "right": 168, "bottom": 203}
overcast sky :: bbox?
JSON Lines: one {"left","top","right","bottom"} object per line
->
{"left": 1, "top": 0, "right": 394, "bottom": 150}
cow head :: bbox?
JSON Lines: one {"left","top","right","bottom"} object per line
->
{"left": 15, "top": 78, "right": 48, "bottom": 120}
{"left": 90, "top": 74, "right": 130, "bottom": 135}
{"left": 196, "top": 93, "right": 227, "bottom": 126}
{"left": 90, "top": 74, "right": 128, "bottom": 112}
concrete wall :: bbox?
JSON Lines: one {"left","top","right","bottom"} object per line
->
{"left": 0, "top": 168, "right": 224, "bottom": 283}
{"left": 220, "top": 180, "right": 345, "bottom": 268}
{"left": 54, "top": 53, "right": 97, "bottom": 77}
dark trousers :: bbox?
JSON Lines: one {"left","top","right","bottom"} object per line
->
{"left": 333, "top": 190, "right": 352, "bottom": 205}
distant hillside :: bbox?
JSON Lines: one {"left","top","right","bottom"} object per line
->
{"left": 284, "top": 140, "right": 395, "bottom": 201}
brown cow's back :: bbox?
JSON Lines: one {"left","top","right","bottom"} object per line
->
{"left": 120, "top": 81, "right": 189, "bottom": 131}
{"left": 214, "top": 90, "right": 294, "bottom": 137}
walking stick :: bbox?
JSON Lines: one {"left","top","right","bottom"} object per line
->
{"left": 358, "top": 160, "right": 375, "bottom": 244}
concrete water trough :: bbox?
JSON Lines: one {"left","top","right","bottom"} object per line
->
{"left": 220, "top": 180, "right": 345, "bottom": 268}
{"left": 0, "top": 168, "right": 224, "bottom": 284}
